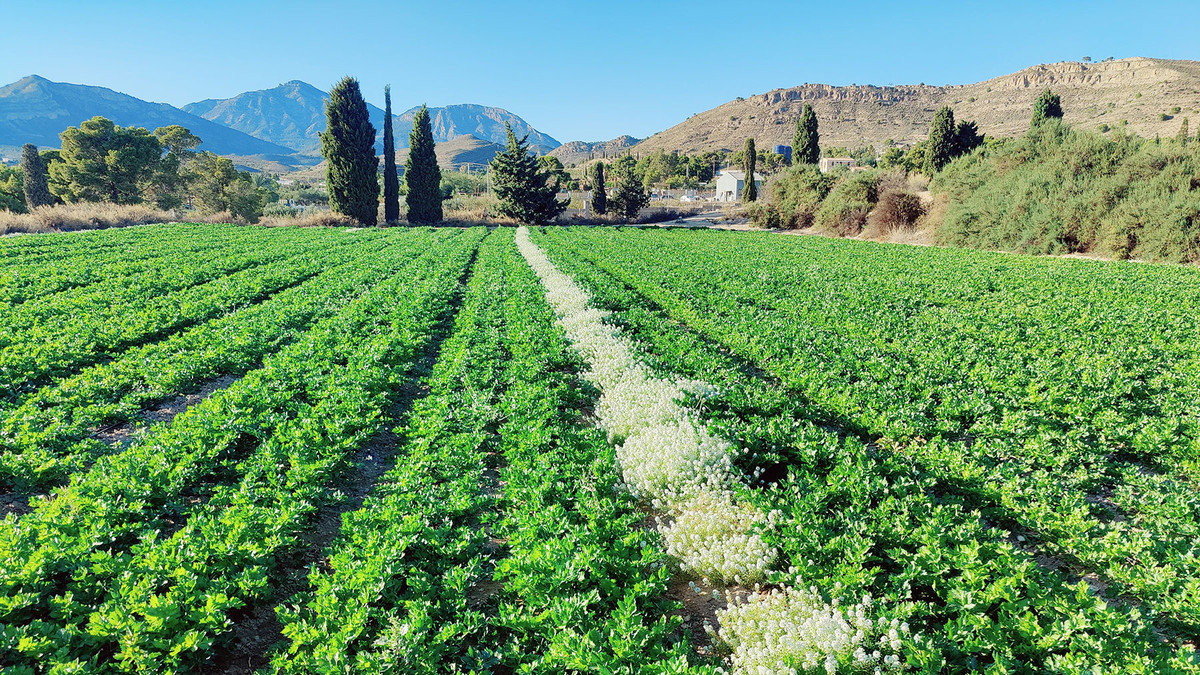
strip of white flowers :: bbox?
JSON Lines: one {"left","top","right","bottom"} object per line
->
{"left": 515, "top": 227, "right": 908, "bottom": 674}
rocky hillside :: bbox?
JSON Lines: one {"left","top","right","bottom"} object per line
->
{"left": 0, "top": 75, "right": 295, "bottom": 157}
{"left": 393, "top": 104, "right": 560, "bottom": 154}
{"left": 547, "top": 135, "right": 640, "bottom": 165}
{"left": 633, "top": 58, "right": 1200, "bottom": 154}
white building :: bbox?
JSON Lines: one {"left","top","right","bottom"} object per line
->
{"left": 819, "top": 157, "right": 857, "bottom": 173}
{"left": 715, "top": 169, "right": 764, "bottom": 203}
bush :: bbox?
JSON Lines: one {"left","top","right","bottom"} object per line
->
{"left": 865, "top": 185, "right": 925, "bottom": 236}
{"left": 750, "top": 164, "right": 835, "bottom": 229}
{"left": 259, "top": 210, "right": 357, "bottom": 228}
{"left": 933, "top": 119, "right": 1200, "bottom": 262}
{"left": 815, "top": 170, "right": 879, "bottom": 235}
{"left": 0, "top": 203, "right": 174, "bottom": 234}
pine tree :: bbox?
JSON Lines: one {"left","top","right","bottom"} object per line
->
{"left": 1177, "top": 117, "right": 1190, "bottom": 146}
{"left": 20, "top": 143, "right": 53, "bottom": 209}
{"left": 793, "top": 104, "right": 820, "bottom": 165}
{"left": 742, "top": 138, "right": 757, "bottom": 202}
{"left": 609, "top": 154, "right": 648, "bottom": 221}
{"left": 926, "top": 106, "right": 957, "bottom": 174}
{"left": 489, "top": 123, "right": 566, "bottom": 224}
{"left": 321, "top": 77, "right": 378, "bottom": 225}
{"left": 405, "top": 105, "right": 442, "bottom": 223}
{"left": 590, "top": 162, "right": 607, "bottom": 215}
{"left": 1031, "top": 89, "right": 1064, "bottom": 128}
{"left": 382, "top": 86, "right": 400, "bottom": 223}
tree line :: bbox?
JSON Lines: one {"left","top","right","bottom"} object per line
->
{"left": 1, "top": 118, "right": 273, "bottom": 221}
{"left": 322, "top": 76, "right": 569, "bottom": 226}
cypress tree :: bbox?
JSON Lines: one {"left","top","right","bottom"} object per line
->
{"left": 608, "top": 154, "right": 648, "bottom": 221}
{"left": 742, "top": 137, "right": 757, "bottom": 202}
{"left": 590, "top": 162, "right": 607, "bottom": 215}
{"left": 926, "top": 106, "right": 957, "bottom": 174}
{"left": 489, "top": 123, "right": 566, "bottom": 224}
{"left": 382, "top": 86, "right": 400, "bottom": 223}
{"left": 793, "top": 104, "right": 820, "bottom": 165}
{"left": 321, "top": 76, "right": 378, "bottom": 225}
{"left": 405, "top": 105, "right": 442, "bottom": 223}
{"left": 20, "top": 143, "right": 53, "bottom": 209}
{"left": 1031, "top": 89, "right": 1064, "bottom": 128}
{"left": 1177, "top": 117, "right": 1190, "bottom": 146}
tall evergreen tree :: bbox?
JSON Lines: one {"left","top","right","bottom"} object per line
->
{"left": 382, "top": 86, "right": 400, "bottom": 223}
{"left": 1177, "top": 117, "right": 1190, "bottom": 146}
{"left": 742, "top": 137, "right": 757, "bottom": 202}
{"left": 609, "top": 154, "right": 648, "bottom": 221}
{"left": 20, "top": 143, "right": 52, "bottom": 209}
{"left": 321, "top": 76, "right": 378, "bottom": 226}
{"left": 954, "top": 120, "right": 984, "bottom": 156}
{"left": 926, "top": 106, "right": 957, "bottom": 174}
{"left": 590, "top": 161, "right": 607, "bottom": 215}
{"left": 793, "top": 104, "right": 820, "bottom": 165}
{"left": 1031, "top": 89, "right": 1064, "bottom": 128}
{"left": 489, "top": 123, "right": 566, "bottom": 224}
{"left": 405, "top": 105, "right": 441, "bottom": 223}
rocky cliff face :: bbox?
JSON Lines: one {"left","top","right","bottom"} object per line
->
{"left": 633, "top": 58, "right": 1200, "bottom": 155}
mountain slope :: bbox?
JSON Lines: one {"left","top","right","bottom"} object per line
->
{"left": 394, "top": 104, "right": 560, "bottom": 153}
{"left": 182, "top": 80, "right": 384, "bottom": 155}
{"left": 548, "top": 135, "right": 640, "bottom": 165}
{"left": 633, "top": 58, "right": 1200, "bottom": 154}
{"left": 0, "top": 75, "right": 295, "bottom": 157}
{"left": 186, "top": 82, "right": 560, "bottom": 156}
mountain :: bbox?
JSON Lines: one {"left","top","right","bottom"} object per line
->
{"left": 548, "top": 135, "right": 640, "bottom": 165}
{"left": 633, "top": 58, "right": 1200, "bottom": 155}
{"left": 186, "top": 83, "right": 560, "bottom": 157}
{"left": 394, "top": 104, "right": 560, "bottom": 154}
{"left": 182, "top": 80, "right": 385, "bottom": 155}
{"left": 0, "top": 75, "right": 296, "bottom": 158}
{"left": 396, "top": 134, "right": 505, "bottom": 169}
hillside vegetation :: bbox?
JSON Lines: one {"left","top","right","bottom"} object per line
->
{"left": 933, "top": 120, "right": 1200, "bottom": 263}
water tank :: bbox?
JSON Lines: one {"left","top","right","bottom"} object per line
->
{"left": 773, "top": 145, "right": 792, "bottom": 162}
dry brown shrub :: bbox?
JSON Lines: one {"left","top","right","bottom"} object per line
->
{"left": 0, "top": 203, "right": 175, "bottom": 235}
{"left": 865, "top": 188, "right": 926, "bottom": 237}
{"left": 259, "top": 211, "right": 358, "bottom": 228}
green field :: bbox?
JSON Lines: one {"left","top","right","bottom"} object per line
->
{"left": 0, "top": 223, "right": 1197, "bottom": 673}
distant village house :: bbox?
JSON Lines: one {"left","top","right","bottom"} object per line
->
{"left": 715, "top": 169, "right": 765, "bottom": 203}
{"left": 819, "top": 157, "right": 857, "bottom": 173}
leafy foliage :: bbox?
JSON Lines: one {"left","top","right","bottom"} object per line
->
{"left": 489, "top": 123, "right": 566, "bottom": 224}
{"left": 608, "top": 154, "right": 649, "bottom": 221}
{"left": 925, "top": 106, "right": 957, "bottom": 174}
{"left": 322, "top": 76, "right": 379, "bottom": 225}
{"left": 1031, "top": 89, "right": 1064, "bottom": 128}
{"left": 20, "top": 144, "right": 52, "bottom": 209}
{"left": 49, "top": 116, "right": 162, "bottom": 204}
{"left": 382, "top": 86, "right": 400, "bottom": 223}
{"left": 405, "top": 105, "right": 442, "bottom": 224}
{"left": 794, "top": 104, "right": 820, "bottom": 165}
{"left": 589, "top": 161, "right": 607, "bottom": 215}
{"left": 742, "top": 138, "right": 758, "bottom": 202}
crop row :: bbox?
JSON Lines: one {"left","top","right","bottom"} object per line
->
{"left": 0, "top": 227, "right": 383, "bottom": 404}
{"left": 1, "top": 228, "right": 483, "bottom": 673}
{"left": 0, "top": 229, "right": 452, "bottom": 492}
{"left": 536, "top": 227, "right": 1200, "bottom": 636}
{"left": 532, "top": 227, "right": 1198, "bottom": 672}
{"left": 0, "top": 223, "right": 275, "bottom": 305}
{"left": 271, "top": 228, "right": 707, "bottom": 673}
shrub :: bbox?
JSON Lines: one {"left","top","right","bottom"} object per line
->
{"left": 815, "top": 170, "right": 879, "bottom": 235}
{"left": 751, "top": 164, "right": 835, "bottom": 229}
{"left": 933, "top": 119, "right": 1200, "bottom": 263}
{"left": 0, "top": 203, "right": 174, "bottom": 234}
{"left": 866, "top": 182, "right": 925, "bottom": 236}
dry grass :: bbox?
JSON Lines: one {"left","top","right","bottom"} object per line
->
{"left": 259, "top": 211, "right": 358, "bottom": 228}
{"left": 0, "top": 203, "right": 176, "bottom": 235}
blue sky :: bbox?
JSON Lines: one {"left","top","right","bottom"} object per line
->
{"left": 4, "top": 0, "right": 1196, "bottom": 142}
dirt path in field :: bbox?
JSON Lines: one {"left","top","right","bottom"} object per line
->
{"left": 92, "top": 374, "right": 242, "bottom": 450}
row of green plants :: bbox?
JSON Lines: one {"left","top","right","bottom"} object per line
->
{"left": 542, "top": 228, "right": 1200, "bottom": 634}
{"left": 0, "top": 227, "right": 485, "bottom": 673}
{"left": 272, "top": 228, "right": 704, "bottom": 672}
{"left": 0, "top": 222, "right": 270, "bottom": 305}
{"left": 532, "top": 226, "right": 1200, "bottom": 671}
{"left": 0, "top": 229, "right": 443, "bottom": 491}
{"left": 0, "top": 226, "right": 356, "bottom": 404}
